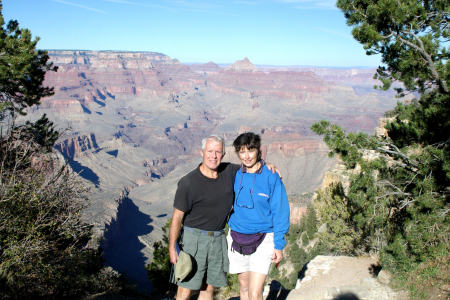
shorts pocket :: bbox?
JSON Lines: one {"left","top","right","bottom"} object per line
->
{"left": 181, "top": 230, "right": 199, "bottom": 257}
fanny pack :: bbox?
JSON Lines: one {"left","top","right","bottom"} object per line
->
{"left": 230, "top": 230, "right": 266, "bottom": 255}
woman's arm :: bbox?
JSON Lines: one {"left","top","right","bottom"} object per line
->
{"left": 270, "top": 175, "right": 290, "bottom": 250}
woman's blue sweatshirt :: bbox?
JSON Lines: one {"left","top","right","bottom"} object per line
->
{"left": 228, "top": 163, "right": 290, "bottom": 250}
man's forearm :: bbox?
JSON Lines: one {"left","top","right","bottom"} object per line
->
{"left": 169, "top": 208, "right": 184, "bottom": 249}
{"left": 169, "top": 219, "right": 181, "bottom": 249}
{"left": 168, "top": 208, "right": 184, "bottom": 264}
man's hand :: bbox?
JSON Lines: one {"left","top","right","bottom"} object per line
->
{"left": 265, "top": 162, "right": 282, "bottom": 178}
{"left": 272, "top": 249, "right": 283, "bottom": 264}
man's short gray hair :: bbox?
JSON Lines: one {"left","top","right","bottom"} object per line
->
{"left": 201, "top": 135, "right": 225, "bottom": 154}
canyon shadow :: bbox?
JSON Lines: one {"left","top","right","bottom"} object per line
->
{"left": 101, "top": 196, "right": 154, "bottom": 293}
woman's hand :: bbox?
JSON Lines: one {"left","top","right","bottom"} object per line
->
{"left": 272, "top": 249, "right": 283, "bottom": 264}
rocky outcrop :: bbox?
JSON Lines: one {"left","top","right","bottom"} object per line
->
{"left": 55, "top": 133, "right": 99, "bottom": 160}
{"left": 287, "top": 255, "right": 409, "bottom": 300}
{"left": 225, "top": 57, "right": 257, "bottom": 72}
{"left": 289, "top": 204, "right": 307, "bottom": 224}
{"left": 375, "top": 116, "right": 395, "bottom": 137}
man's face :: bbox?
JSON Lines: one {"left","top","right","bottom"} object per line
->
{"left": 201, "top": 139, "right": 224, "bottom": 171}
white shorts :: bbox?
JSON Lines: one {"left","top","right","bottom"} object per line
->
{"left": 227, "top": 232, "right": 274, "bottom": 275}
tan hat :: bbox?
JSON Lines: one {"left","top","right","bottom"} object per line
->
{"left": 174, "top": 251, "right": 193, "bottom": 282}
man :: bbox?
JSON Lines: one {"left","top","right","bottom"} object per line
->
{"left": 169, "top": 135, "right": 279, "bottom": 299}
{"left": 169, "top": 135, "right": 238, "bottom": 300}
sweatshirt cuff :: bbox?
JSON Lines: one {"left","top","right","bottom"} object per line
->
{"left": 274, "top": 236, "right": 286, "bottom": 250}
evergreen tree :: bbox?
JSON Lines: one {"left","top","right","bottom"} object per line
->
{"left": 312, "top": 1, "right": 449, "bottom": 297}
{"left": 0, "top": 1, "right": 56, "bottom": 119}
{"left": 0, "top": 3, "right": 122, "bottom": 298}
{"left": 337, "top": 0, "right": 449, "bottom": 146}
{"left": 337, "top": 0, "right": 448, "bottom": 94}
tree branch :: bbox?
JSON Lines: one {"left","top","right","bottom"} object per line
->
{"left": 397, "top": 30, "right": 448, "bottom": 93}
{"left": 375, "top": 191, "right": 412, "bottom": 200}
{"left": 377, "top": 142, "right": 419, "bottom": 168}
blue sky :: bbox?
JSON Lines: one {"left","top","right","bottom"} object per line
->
{"left": 3, "top": 0, "right": 382, "bottom": 67}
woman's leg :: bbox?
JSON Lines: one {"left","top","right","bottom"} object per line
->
{"left": 238, "top": 272, "right": 250, "bottom": 300}
{"left": 248, "top": 272, "right": 267, "bottom": 300}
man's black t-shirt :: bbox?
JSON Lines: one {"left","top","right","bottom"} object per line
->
{"left": 174, "top": 162, "right": 240, "bottom": 231}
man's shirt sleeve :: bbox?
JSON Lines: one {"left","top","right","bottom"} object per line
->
{"left": 173, "top": 177, "right": 191, "bottom": 212}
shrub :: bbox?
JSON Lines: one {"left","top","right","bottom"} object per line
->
{"left": 0, "top": 127, "right": 122, "bottom": 298}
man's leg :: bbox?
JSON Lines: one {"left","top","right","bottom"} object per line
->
{"left": 238, "top": 272, "right": 250, "bottom": 300}
{"left": 248, "top": 272, "right": 267, "bottom": 300}
{"left": 203, "top": 234, "right": 228, "bottom": 293}
{"left": 176, "top": 286, "right": 193, "bottom": 300}
{"left": 177, "top": 230, "right": 206, "bottom": 296}
{"left": 197, "top": 283, "right": 215, "bottom": 300}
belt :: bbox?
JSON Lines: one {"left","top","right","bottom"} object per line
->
{"left": 183, "top": 226, "right": 224, "bottom": 237}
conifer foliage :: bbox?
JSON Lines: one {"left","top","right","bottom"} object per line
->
{"left": 0, "top": 2, "right": 121, "bottom": 298}
{"left": 313, "top": 0, "right": 449, "bottom": 297}
{"left": 146, "top": 219, "right": 174, "bottom": 297}
{"left": 0, "top": 6, "right": 56, "bottom": 118}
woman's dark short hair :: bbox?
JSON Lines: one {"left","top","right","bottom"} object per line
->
{"left": 233, "top": 132, "right": 261, "bottom": 161}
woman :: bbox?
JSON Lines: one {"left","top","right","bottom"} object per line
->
{"left": 227, "top": 132, "right": 290, "bottom": 300}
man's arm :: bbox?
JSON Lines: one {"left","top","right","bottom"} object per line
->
{"left": 229, "top": 161, "right": 283, "bottom": 178}
{"left": 169, "top": 208, "right": 185, "bottom": 264}
{"left": 265, "top": 162, "right": 282, "bottom": 178}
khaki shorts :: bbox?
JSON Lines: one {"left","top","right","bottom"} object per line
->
{"left": 227, "top": 232, "right": 274, "bottom": 275}
{"left": 178, "top": 227, "right": 229, "bottom": 290}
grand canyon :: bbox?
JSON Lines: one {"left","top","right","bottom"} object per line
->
{"left": 24, "top": 50, "right": 398, "bottom": 290}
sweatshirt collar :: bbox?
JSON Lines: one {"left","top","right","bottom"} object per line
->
{"left": 240, "top": 159, "right": 265, "bottom": 174}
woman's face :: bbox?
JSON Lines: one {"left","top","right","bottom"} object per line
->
{"left": 238, "top": 146, "right": 258, "bottom": 169}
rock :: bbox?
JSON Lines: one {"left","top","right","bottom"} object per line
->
{"left": 377, "top": 269, "right": 393, "bottom": 285}
{"left": 317, "top": 223, "right": 327, "bottom": 233}
{"left": 287, "top": 255, "right": 408, "bottom": 300}
{"left": 375, "top": 117, "right": 395, "bottom": 137}
{"left": 289, "top": 204, "right": 307, "bottom": 224}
